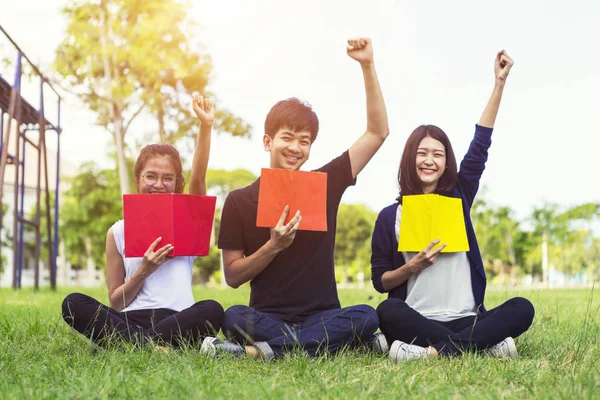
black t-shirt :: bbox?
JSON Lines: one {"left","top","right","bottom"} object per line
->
{"left": 218, "top": 151, "right": 356, "bottom": 322}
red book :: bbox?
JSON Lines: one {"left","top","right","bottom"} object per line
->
{"left": 123, "top": 194, "right": 216, "bottom": 257}
{"left": 256, "top": 168, "right": 327, "bottom": 232}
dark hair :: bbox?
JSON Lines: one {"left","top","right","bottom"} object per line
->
{"left": 134, "top": 144, "right": 186, "bottom": 194}
{"left": 397, "top": 125, "right": 458, "bottom": 201}
{"left": 264, "top": 98, "right": 319, "bottom": 142}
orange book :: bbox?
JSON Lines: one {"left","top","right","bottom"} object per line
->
{"left": 256, "top": 168, "right": 327, "bottom": 232}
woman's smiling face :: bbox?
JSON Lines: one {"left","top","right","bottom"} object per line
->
{"left": 415, "top": 136, "right": 446, "bottom": 193}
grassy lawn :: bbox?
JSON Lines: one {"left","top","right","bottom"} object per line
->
{"left": 0, "top": 286, "right": 598, "bottom": 399}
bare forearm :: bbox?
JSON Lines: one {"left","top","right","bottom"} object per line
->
{"left": 362, "top": 63, "right": 389, "bottom": 139}
{"left": 189, "top": 124, "right": 211, "bottom": 195}
{"left": 225, "top": 242, "right": 280, "bottom": 288}
{"left": 381, "top": 262, "right": 414, "bottom": 292}
{"left": 478, "top": 82, "right": 506, "bottom": 129}
{"left": 109, "top": 272, "right": 147, "bottom": 311}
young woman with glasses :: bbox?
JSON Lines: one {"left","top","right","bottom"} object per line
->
{"left": 61, "top": 95, "right": 224, "bottom": 349}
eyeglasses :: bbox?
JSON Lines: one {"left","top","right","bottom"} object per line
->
{"left": 141, "top": 173, "right": 177, "bottom": 188}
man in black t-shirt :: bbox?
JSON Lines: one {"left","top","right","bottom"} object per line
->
{"left": 202, "top": 38, "right": 389, "bottom": 359}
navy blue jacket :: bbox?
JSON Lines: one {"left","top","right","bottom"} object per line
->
{"left": 370, "top": 124, "right": 493, "bottom": 312}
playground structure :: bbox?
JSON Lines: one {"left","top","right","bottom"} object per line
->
{"left": 0, "top": 25, "right": 61, "bottom": 290}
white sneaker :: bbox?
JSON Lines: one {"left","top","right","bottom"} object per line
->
{"left": 370, "top": 333, "right": 389, "bottom": 354}
{"left": 486, "top": 337, "right": 518, "bottom": 359}
{"left": 200, "top": 336, "right": 245, "bottom": 357}
{"left": 389, "top": 340, "right": 429, "bottom": 362}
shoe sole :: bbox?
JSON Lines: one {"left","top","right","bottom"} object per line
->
{"left": 503, "top": 337, "right": 518, "bottom": 358}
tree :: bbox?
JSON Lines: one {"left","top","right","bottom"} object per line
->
{"left": 471, "top": 197, "right": 544, "bottom": 282}
{"left": 513, "top": 230, "right": 542, "bottom": 277}
{"left": 335, "top": 204, "right": 376, "bottom": 284}
{"left": 55, "top": 0, "right": 142, "bottom": 195}
{"left": 554, "top": 203, "right": 600, "bottom": 276}
{"left": 588, "top": 238, "right": 600, "bottom": 281}
{"left": 472, "top": 199, "right": 520, "bottom": 280}
{"left": 129, "top": 1, "right": 251, "bottom": 146}
{"left": 54, "top": 0, "right": 251, "bottom": 196}
{"left": 205, "top": 169, "right": 257, "bottom": 202}
{"left": 193, "top": 245, "right": 220, "bottom": 285}
{"left": 527, "top": 202, "right": 600, "bottom": 281}
{"left": 60, "top": 161, "right": 124, "bottom": 269}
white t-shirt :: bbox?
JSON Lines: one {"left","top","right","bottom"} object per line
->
{"left": 111, "top": 220, "right": 195, "bottom": 312}
{"left": 395, "top": 204, "right": 476, "bottom": 322}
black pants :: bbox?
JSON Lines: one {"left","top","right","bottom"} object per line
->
{"left": 377, "top": 297, "right": 535, "bottom": 356}
{"left": 62, "top": 292, "right": 224, "bottom": 347}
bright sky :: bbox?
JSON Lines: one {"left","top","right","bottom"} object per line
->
{"left": 1, "top": 0, "right": 599, "bottom": 220}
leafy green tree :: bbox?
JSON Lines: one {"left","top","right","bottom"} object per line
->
{"left": 526, "top": 202, "right": 600, "bottom": 280}
{"left": 129, "top": 1, "right": 251, "bottom": 146}
{"left": 514, "top": 230, "right": 542, "bottom": 276}
{"left": 472, "top": 198, "right": 523, "bottom": 281}
{"left": 588, "top": 237, "right": 600, "bottom": 281}
{"left": 553, "top": 203, "right": 600, "bottom": 276}
{"left": 193, "top": 245, "right": 220, "bottom": 285}
{"left": 55, "top": 0, "right": 142, "bottom": 195}
{"left": 561, "top": 203, "right": 600, "bottom": 223}
{"left": 60, "top": 161, "right": 124, "bottom": 269}
{"left": 54, "top": 0, "right": 250, "bottom": 196}
{"left": 205, "top": 169, "right": 257, "bottom": 200}
{"left": 335, "top": 204, "right": 376, "bottom": 284}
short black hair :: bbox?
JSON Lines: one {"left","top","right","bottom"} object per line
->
{"left": 264, "top": 98, "right": 319, "bottom": 142}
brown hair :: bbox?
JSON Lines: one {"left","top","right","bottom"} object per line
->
{"left": 264, "top": 98, "right": 319, "bottom": 142}
{"left": 397, "top": 125, "right": 458, "bottom": 201}
{"left": 134, "top": 144, "right": 186, "bottom": 193}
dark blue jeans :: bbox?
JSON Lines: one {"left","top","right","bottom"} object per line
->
{"left": 223, "top": 304, "right": 379, "bottom": 357}
{"left": 377, "top": 297, "right": 535, "bottom": 356}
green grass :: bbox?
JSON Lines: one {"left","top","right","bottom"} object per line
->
{"left": 0, "top": 286, "right": 598, "bottom": 399}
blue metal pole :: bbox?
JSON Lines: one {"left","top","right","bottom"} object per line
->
{"left": 53, "top": 99, "right": 61, "bottom": 286}
{"left": 35, "top": 76, "right": 44, "bottom": 290}
{"left": 12, "top": 53, "right": 23, "bottom": 289}
{"left": 15, "top": 54, "right": 22, "bottom": 89}
{"left": 17, "top": 127, "right": 25, "bottom": 287}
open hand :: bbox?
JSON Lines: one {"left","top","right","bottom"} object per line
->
{"left": 267, "top": 206, "right": 302, "bottom": 252}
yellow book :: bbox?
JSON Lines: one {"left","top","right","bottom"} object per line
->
{"left": 398, "top": 194, "right": 470, "bottom": 253}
